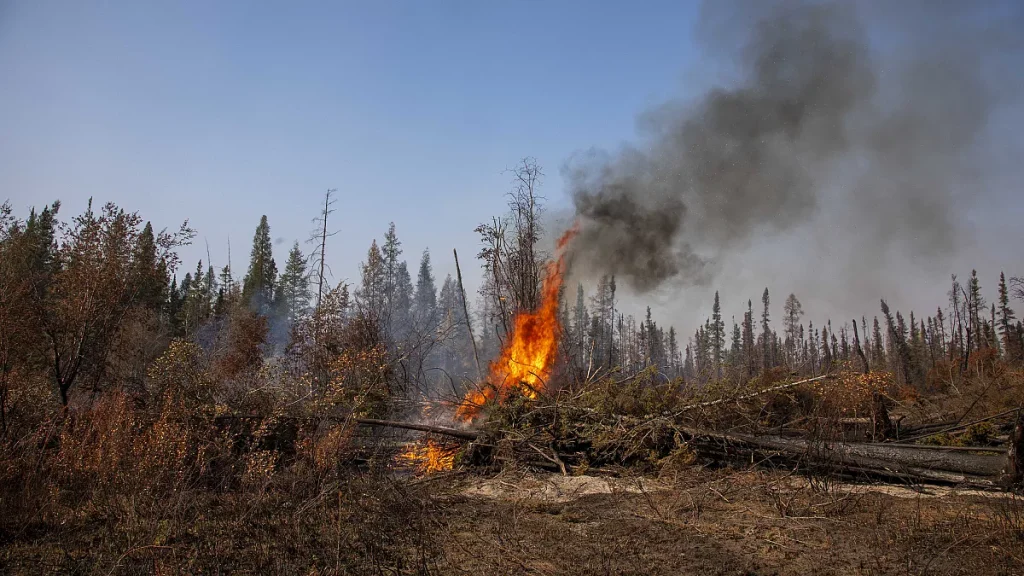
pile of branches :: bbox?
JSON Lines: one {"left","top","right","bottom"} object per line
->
{"left": 360, "top": 371, "right": 1024, "bottom": 491}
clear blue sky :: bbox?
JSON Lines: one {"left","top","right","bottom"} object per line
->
{"left": 2, "top": 1, "right": 1022, "bottom": 332}
{"left": 0, "top": 0, "right": 706, "bottom": 295}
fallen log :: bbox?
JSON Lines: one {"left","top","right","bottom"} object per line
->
{"left": 355, "top": 418, "right": 480, "bottom": 441}
{"left": 896, "top": 407, "right": 1019, "bottom": 443}
{"left": 680, "top": 426, "right": 1004, "bottom": 488}
{"left": 354, "top": 415, "right": 1008, "bottom": 488}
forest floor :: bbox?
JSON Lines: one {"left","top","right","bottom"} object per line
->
{"left": 434, "top": 468, "right": 1024, "bottom": 576}
{"left": 3, "top": 465, "right": 1024, "bottom": 574}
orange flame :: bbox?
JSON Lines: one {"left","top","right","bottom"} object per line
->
{"left": 456, "top": 224, "right": 579, "bottom": 422}
{"left": 397, "top": 439, "right": 457, "bottom": 474}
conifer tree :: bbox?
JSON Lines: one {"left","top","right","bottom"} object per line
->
{"left": 711, "top": 291, "right": 724, "bottom": 380}
{"left": 392, "top": 260, "right": 414, "bottom": 339}
{"left": 356, "top": 240, "right": 386, "bottom": 324}
{"left": 783, "top": 294, "right": 803, "bottom": 367}
{"left": 413, "top": 250, "right": 438, "bottom": 330}
{"left": 134, "top": 222, "right": 167, "bottom": 311}
{"left": 999, "top": 272, "right": 1016, "bottom": 357}
{"left": 761, "top": 288, "right": 771, "bottom": 373}
{"left": 872, "top": 317, "right": 886, "bottom": 369}
{"left": 242, "top": 215, "right": 277, "bottom": 313}
{"left": 968, "top": 270, "right": 985, "bottom": 350}
{"left": 276, "top": 242, "right": 310, "bottom": 325}
{"left": 743, "top": 300, "right": 755, "bottom": 377}
{"left": 730, "top": 318, "right": 742, "bottom": 368}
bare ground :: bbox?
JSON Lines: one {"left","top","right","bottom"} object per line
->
{"left": 434, "top": 468, "right": 1024, "bottom": 576}
{"left": 3, "top": 467, "right": 1024, "bottom": 574}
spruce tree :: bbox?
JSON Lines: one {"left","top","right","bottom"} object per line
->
{"left": 413, "top": 250, "right": 437, "bottom": 329}
{"left": 711, "top": 291, "right": 724, "bottom": 380}
{"left": 872, "top": 316, "right": 886, "bottom": 368}
{"left": 783, "top": 294, "right": 803, "bottom": 367}
{"left": 133, "top": 222, "right": 166, "bottom": 311}
{"left": 999, "top": 272, "right": 1016, "bottom": 356}
{"left": 392, "top": 260, "right": 413, "bottom": 339}
{"left": 356, "top": 240, "right": 386, "bottom": 322}
{"left": 276, "top": 242, "right": 310, "bottom": 325}
{"left": 968, "top": 270, "right": 985, "bottom": 350}
{"left": 743, "top": 300, "right": 754, "bottom": 377}
{"left": 761, "top": 288, "right": 771, "bottom": 373}
{"left": 242, "top": 215, "right": 277, "bottom": 313}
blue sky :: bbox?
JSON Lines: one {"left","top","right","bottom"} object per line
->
{"left": 2, "top": 1, "right": 1022, "bottom": 332}
{"left": 0, "top": 1, "right": 707, "bottom": 293}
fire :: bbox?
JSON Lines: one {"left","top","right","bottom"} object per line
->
{"left": 397, "top": 439, "right": 457, "bottom": 474}
{"left": 456, "top": 225, "right": 578, "bottom": 422}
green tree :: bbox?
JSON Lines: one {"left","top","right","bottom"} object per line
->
{"left": 413, "top": 249, "right": 437, "bottom": 330}
{"left": 356, "top": 240, "right": 386, "bottom": 325}
{"left": 783, "top": 294, "right": 803, "bottom": 367}
{"left": 276, "top": 241, "right": 310, "bottom": 325}
{"left": 761, "top": 288, "right": 771, "bottom": 373}
{"left": 998, "top": 272, "right": 1016, "bottom": 357}
{"left": 242, "top": 215, "right": 277, "bottom": 313}
{"left": 711, "top": 291, "right": 724, "bottom": 380}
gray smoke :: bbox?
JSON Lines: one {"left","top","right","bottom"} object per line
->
{"left": 566, "top": 0, "right": 1022, "bottom": 294}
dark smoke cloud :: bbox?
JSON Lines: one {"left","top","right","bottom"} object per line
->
{"left": 566, "top": 0, "right": 1021, "bottom": 294}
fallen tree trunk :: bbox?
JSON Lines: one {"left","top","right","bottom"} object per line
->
{"left": 354, "top": 416, "right": 1008, "bottom": 488}
{"left": 680, "top": 426, "right": 1004, "bottom": 488}
{"left": 354, "top": 418, "right": 480, "bottom": 441}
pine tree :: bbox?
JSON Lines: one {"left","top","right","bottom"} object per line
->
{"left": 356, "top": 240, "right": 386, "bottom": 325}
{"left": 381, "top": 222, "right": 402, "bottom": 314}
{"left": 761, "top": 288, "right": 771, "bottom": 373}
{"left": 667, "top": 326, "right": 680, "bottom": 376}
{"left": 872, "top": 316, "right": 885, "bottom": 369}
{"left": 276, "top": 242, "right": 310, "bottom": 325}
{"left": 413, "top": 250, "right": 438, "bottom": 330}
{"left": 743, "top": 300, "right": 755, "bottom": 377}
{"left": 821, "top": 324, "right": 832, "bottom": 370}
{"left": 882, "top": 300, "right": 913, "bottom": 386}
{"left": 242, "top": 215, "right": 277, "bottom": 313}
{"left": 437, "top": 274, "right": 472, "bottom": 379}
{"left": 783, "top": 294, "right": 803, "bottom": 367}
{"left": 968, "top": 270, "right": 985, "bottom": 350}
{"left": 572, "top": 283, "right": 588, "bottom": 366}
{"left": 392, "top": 260, "right": 414, "bottom": 340}
{"left": 730, "top": 318, "right": 742, "bottom": 368}
{"left": 711, "top": 291, "right": 724, "bottom": 380}
{"left": 133, "top": 222, "right": 166, "bottom": 311}
{"left": 181, "top": 260, "right": 212, "bottom": 336}
{"left": 999, "top": 272, "right": 1016, "bottom": 357}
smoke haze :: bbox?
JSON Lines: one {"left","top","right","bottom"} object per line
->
{"left": 563, "top": 0, "right": 1023, "bottom": 328}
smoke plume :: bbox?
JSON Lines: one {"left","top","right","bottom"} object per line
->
{"left": 566, "top": 0, "right": 1022, "bottom": 295}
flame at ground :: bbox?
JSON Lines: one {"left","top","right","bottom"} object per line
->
{"left": 456, "top": 225, "right": 579, "bottom": 422}
{"left": 397, "top": 439, "right": 457, "bottom": 474}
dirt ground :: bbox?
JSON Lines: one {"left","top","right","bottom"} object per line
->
{"left": 4, "top": 466, "right": 1024, "bottom": 574}
{"left": 432, "top": 468, "right": 1024, "bottom": 576}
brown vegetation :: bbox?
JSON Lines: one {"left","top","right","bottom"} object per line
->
{"left": 2, "top": 188, "right": 1024, "bottom": 574}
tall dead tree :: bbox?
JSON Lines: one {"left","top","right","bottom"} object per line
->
{"left": 476, "top": 158, "right": 545, "bottom": 339}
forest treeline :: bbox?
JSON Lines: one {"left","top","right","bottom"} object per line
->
{"left": 2, "top": 161, "right": 1024, "bottom": 433}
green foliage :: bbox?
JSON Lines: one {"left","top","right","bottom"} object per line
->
{"left": 242, "top": 215, "right": 277, "bottom": 313}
